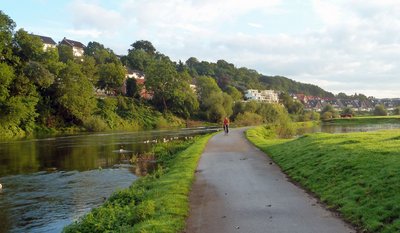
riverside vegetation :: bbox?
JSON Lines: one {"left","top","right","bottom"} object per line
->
{"left": 0, "top": 10, "right": 335, "bottom": 140}
{"left": 63, "top": 134, "right": 213, "bottom": 233}
{"left": 247, "top": 126, "right": 400, "bottom": 233}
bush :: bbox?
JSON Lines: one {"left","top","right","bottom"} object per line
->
{"left": 373, "top": 105, "right": 387, "bottom": 116}
{"left": 234, "top": 112, "right": 263, "bottom": 126}
{"left": 321, "top": 111, "right": 333, "bottom": 120}
{"left": 83, "top": 116, "right": 108, "bottom": 131}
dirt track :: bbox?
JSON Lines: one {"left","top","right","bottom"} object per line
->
{"left": 186, "top": 128, "right": 355, "bottom": 233}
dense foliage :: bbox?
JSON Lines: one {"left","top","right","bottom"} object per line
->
{"left": 260, "top": 75, "right": 334, "bottom": 97}
{"left": 0, "top": 11, "right": 326, "bottom": 139}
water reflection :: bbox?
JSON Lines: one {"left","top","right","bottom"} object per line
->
{"left": 0, "top": 127, "right": 219, "bottom": 233}
{"left": 298, "top": 123, "right": 400, "bottom": 135}
{"left": 0, "top": 169, "right": 136, "bottom": 233}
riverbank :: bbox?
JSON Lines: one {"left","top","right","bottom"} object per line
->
{"left": 246, "top": 126, "right": 400, "bottom": 233}
{"left": 63, "top": 133, "right": 213, "bottom": 233}
{"left": 326, "top": 116, "right": 400, "bottom": 125}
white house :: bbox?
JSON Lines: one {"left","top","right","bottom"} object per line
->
{"left": 34, "top": 35, "right": 57, "bottom": 51}
{"left": 60, "top": 37, "right": 85, "bottom": 57}
{"left": 245, "top": 89, "right": 279, "bottom": 103}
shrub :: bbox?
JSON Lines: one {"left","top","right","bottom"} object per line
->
{"left": 234, "top": 112, "right": 263, "bottom": 126}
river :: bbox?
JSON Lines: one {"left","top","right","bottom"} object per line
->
{"left": 0, "top": 127, "right": 219, "bottom": 233}
{"left": 299, "top": 123, "right": 400, "bottom": 135}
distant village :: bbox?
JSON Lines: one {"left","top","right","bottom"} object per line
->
{"left": 36, "top": 34, "right": 399, "bottom": 113}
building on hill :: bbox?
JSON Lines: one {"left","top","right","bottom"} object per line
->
{"left": 33, "top": 35, "right": 56, "bottom": 51}
{"left": 305, "top": 99, "right": 323, "bottom": 112}
{"left": 245, "top": 89, "right": 279, "bottom": 103}
{"left": 60, "top": 37, "right": 85, "bottom": 57}
{"left": 121, "top": 67, "right": 153, "bottom": 100}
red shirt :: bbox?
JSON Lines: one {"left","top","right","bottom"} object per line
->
{"left": 223, "top": 118, "right": 229, "bottom": 125}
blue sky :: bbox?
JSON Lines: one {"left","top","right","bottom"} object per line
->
{"left": 2, "top": 0, "right": 400, "bottom": 98}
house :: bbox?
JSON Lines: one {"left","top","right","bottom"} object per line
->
{"left": 245, "top": 89, "right": 279, "bottom": 103}
{"left": 306, "top": 99, "right": 323, "bottom": 112}
{"left": 121, "top": 68, "right": 153, "bottom": 100}
{"left": 34, "top": 35, "right": 57, "bottom": 51}
{"left": 189, "top": 84, "right": 197, "bottom": 93}
{"left": 60, "top": 37, "right": 85, "bottom": 57}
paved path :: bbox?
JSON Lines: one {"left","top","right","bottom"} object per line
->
{"left": 186, "top": 128, "right": 356, "bottom": 233}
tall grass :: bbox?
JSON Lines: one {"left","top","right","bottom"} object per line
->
{"left": 247, "top": 126, "right": 400, "bottom": 233}
{"left": 63, "top": 134, "right": 213, "bottom": 233}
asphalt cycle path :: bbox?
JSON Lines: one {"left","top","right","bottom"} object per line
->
{"left": 186, "top": 128, "right": 355, "bottom": 233}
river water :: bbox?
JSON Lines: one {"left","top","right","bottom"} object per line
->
{"left": 299, "top": 123, "right": 400, "bottom": 135}
{"left": 0, "top": 127, "right": 219, "bottom": 233}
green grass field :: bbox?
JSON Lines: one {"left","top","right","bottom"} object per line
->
{"left": 246, "top": 126, "right": 400, "bottom": 233}
{"left": 63, "top": 134, "right": 213, "bottom": 233}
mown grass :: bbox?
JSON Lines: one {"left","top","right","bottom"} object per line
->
{"left": 246, "top": 126, "right": 400, "bottom": 233}
{"left": 327, "top": 116, "right": 400, "bottom": 125}
{"left": 63, "top": 134, "right": 213, "bottom": 233}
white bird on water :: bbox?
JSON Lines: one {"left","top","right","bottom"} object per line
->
{"left": 0, "top": 183, "right": 2, "bottom": 189}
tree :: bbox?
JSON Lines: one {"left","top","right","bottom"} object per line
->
{"left": 13, "top": 29, "right": 43, "bottom": 62}
{"left": 55, "top": 61, "right": 97, "bottom": 123}
{"left": 97, "top": 63, "right": 125, "bottom": 94}
{"left": 0, "top": 11, "right": 16, "bottom": 62}
{"left": 185, "top": 57, "right": 199, "bottom": 69}
{"left": 84, "top": 41, "right": 119, "bottom": 65}
{"left": 341, "top": 107, "right": 355, "bottom": 116}
{"left": 0, "top": 62, "right": 14, "bottom": 102}
{"left": 336, "top": 92, "right": 349, "bottom": 99}
{"left": 79, "top": 56, "right": 98, "bottom": 85}
{"left": 129, "top": 40, "right": 156, "bottom": 55}
{"left": 225, "top": 85, "right": 242, "bottom": 102}
{"left": 393, "top": 106, "right": 400, "bottom": 115}
{"left": 58, "top": 44, "right": 74, "bottom": 63}
{"left": 196, "top": 76, "right": 221, "bottom": 101}
{"left": 146, "top": 59, "right": 198, "bottom": 117}
{"left": 23, "top": 61, "right": 54, "bottom": 89}
{"left": 126, "top": 49, "right": 153, "bottom": 72}
{"left": 125, "top": 78, "right": 140, "bottom": 99}
{"left": 279, "top": 92, "right": 304, "bottom": 115}
{"left": 196, "top": 76, "right": 232, "bottom": 122}
{"left": 373, "top": 105, "right": 387, "bottom": 116}
{"left": 320, "top": 104, "right": 338, "bottom": 120}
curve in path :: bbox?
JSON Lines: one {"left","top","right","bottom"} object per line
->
{"left": 186, "top": 128, "right": 355, "bottom": 233}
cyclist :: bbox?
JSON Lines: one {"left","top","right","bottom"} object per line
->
{"left": 223, "top": 117, "right": 230, "bottom": 134}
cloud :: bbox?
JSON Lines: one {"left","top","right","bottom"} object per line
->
{"left": 56, "top": 0, "right": 400, "bottom": 97}
{"left": 248, "top": 23, "right": 264, "bottom": 28}
{"left": 65, "top": 28, "right": 103, "bottom": 38}
{"left": 68, "top": 0, "right": 125, "bottom": 36}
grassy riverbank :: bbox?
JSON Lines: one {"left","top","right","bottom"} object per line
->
{"left": 63, "top": 134, "right": 213, "bottom": 233}
{"left": 246, "top": 126, "right": 400, "bottom": 233}
{"left": 326, "top": 116, "right": 400, "bottom": 125}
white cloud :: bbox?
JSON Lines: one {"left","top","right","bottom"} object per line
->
{"left": 65, "top": 29, "right": 103, "bottom": 38}
{"left": 248, "top": 23, "right": 264, "bottom": 28}
{"left": 69, "top": 0, "right": 125, "bottom": 36}
{"left": 54, "top": 0, "right": 400, "bottom": 97}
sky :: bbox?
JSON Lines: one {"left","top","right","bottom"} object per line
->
{"left": 2, "top": 0, "right": 400, "bottom": 98}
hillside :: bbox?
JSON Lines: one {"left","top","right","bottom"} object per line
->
{"left": 259, "top": 75, "right": 334, "bottom": 97}
{"left": 186, "top": 58, "right": 334, "bottom": 98}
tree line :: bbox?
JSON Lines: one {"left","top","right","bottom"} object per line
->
{"left": 0, "top": 11, "right": 318, "bottom": 138}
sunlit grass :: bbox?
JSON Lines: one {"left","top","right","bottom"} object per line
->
{"left": 63, "top": 134, "right": 213, "bottom": 233}
{"left": 247, "top": 126, "right": 400, "bottom": 233}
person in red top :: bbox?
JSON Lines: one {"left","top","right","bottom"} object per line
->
{"left": 223, "top": 117, "right": 230, "bottom": 135}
